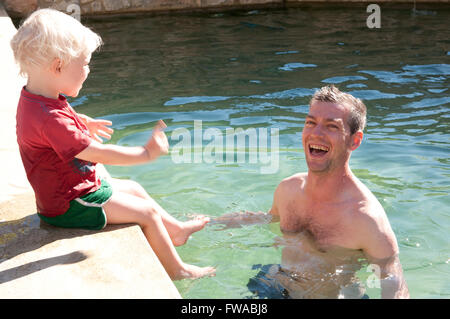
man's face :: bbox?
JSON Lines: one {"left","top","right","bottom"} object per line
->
{"left": 302, "top": 101, "right": 354, "bottom": 174}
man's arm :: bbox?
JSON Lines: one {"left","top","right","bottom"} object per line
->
{"left": 76, "top": 120, "right": 168, "bottom": 166}
{"left": 367, "top": 254, "right": 410, "bottom": 299}
{"left": 209, "top": 211, "right": 275, "bottom": 229}
{"left": 358, "top": 210, "right": 410, "bottom": 299}
{"left": 210, "top": 182, "right": 283, "bottom": 229}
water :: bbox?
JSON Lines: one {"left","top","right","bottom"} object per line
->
{"left": 71, "top": 7, "right": 449, "bottom": 298}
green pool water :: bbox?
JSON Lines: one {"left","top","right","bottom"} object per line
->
{"left": 72, "top": 7, "right": 449, "bottom": 298}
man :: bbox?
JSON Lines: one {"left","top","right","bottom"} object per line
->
{"left": 213, "top": 85, "right": 409, "bottom": 298}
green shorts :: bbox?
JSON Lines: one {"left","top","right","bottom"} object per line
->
{"left": 38, "top": 179, "right": 113, "bottom": 230}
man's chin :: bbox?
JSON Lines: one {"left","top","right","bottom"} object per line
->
{"left": 305, "top": 160, "right": 330, "bottom": 174}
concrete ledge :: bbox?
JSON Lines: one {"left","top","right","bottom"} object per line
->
{"left": 0, "top": 193, "right": 181, "bottom": 298}
{"left": 0, "top": 3, "right": 180, "bottom": 299}
{"left": 0, "top": 4, "right": 29, "bottom": 204}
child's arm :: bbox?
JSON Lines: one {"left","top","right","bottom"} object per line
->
{"left": 77, "top": 113, "right": 114, "bottom": 143}
{"left": 75, "top": 120, "right": 168, "bottom": 166}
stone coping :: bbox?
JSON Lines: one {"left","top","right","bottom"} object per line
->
{"left": 4, "top": 0, "right": 450, "bottom": 19}
{"left": 0, "top": 193, "right": 181, "bottom": 298}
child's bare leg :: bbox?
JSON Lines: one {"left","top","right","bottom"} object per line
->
{"left": 108, "top": 178, "right": 209, "bottom": 246}
{"left": 103, "top": 191, "right": 215, "bottom": 280}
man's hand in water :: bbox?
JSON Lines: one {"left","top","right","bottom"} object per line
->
{"left": 211, "top": 211, "right": 275, "bottom": 229}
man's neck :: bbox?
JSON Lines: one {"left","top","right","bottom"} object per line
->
{"left": 305, "top": 165, "right": 355, "bottom": 202}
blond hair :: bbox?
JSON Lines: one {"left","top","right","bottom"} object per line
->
{"left": 310, "top": 85, "right": 367, "bottom": 134}
{"left": 10, "top": 8, "right": 102, "bottom": 77}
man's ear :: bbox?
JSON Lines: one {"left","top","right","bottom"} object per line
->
{"left": 350, "top": 130, "right": 363, "bottom": 151}
{"left": 50, "top": 58, "right": 62, "bottom": 75}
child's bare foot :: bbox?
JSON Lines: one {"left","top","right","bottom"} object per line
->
{"left": 170, "top": 263, "right": 216, "bottom": 280}
{"left": 171, "top": 215, "right": 210, "bottom": 247}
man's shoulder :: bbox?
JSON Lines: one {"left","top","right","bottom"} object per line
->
{"left": 275, "top": 173, "right": 306, "bottom": 195}
{"left": 343, "top": 176, "right": 392, "bottom": 232}
{"left": 272, "top": 173, "right": 306, "bottom": 207}
{"left": 352, "top": 199, "right": 386, "bottom": 227}
{"left": 279, "top": 172, "right": 307, "bottom": 188}
{"left": 348, "top": 181, "right": 386, "bottom": 226}
{"left": 350, "top": 177, "right": 386, "bottom": 218}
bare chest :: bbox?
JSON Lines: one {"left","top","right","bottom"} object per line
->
{"left": 279, "top": 201, "right": 353, "bottom": 247}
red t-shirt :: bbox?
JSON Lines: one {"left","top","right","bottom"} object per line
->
{"left": 16, "top": 87, "right": 101, "bottom": 217}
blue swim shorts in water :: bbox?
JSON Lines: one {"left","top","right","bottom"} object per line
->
{"left": 38, "top": 179, "right": 113, "bottom": 230}
{"left": 247, "top": 264, "right": 370, "bottom": 299}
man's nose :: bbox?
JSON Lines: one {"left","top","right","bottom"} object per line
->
{"left": 310, "top": 123, "right": 325, "bottom": 137}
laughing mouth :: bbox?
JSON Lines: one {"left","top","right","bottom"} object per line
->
{"left": 309, "top": 144, "right": 330, "bottom": 156}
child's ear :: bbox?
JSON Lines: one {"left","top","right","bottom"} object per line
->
{"left": 350, "top": 131, "right": 363, "bottom": 151}
{"left": 50, "top": 58, "right": 62, "bottom": 75}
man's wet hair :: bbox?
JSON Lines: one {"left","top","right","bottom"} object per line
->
{"left": 310, "top": 85, "right": 367, "bottom": 135}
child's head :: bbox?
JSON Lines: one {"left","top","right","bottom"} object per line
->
{"left": 11, "top": 8, "right": 102, "bottom": 78}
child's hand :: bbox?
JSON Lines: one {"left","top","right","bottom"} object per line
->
{"left": 145, "top": 120, "right": 169, "bottom": 161}
{"left": 79, "top": 114, "right": 114, "bottom": 143}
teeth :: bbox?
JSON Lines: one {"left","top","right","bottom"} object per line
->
{"left": 310, "top": 144, "right": 329, "bottom": 152}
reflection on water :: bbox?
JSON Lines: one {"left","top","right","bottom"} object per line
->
{"left": 72, "top": 7, "right": 449, "bottom": 298}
